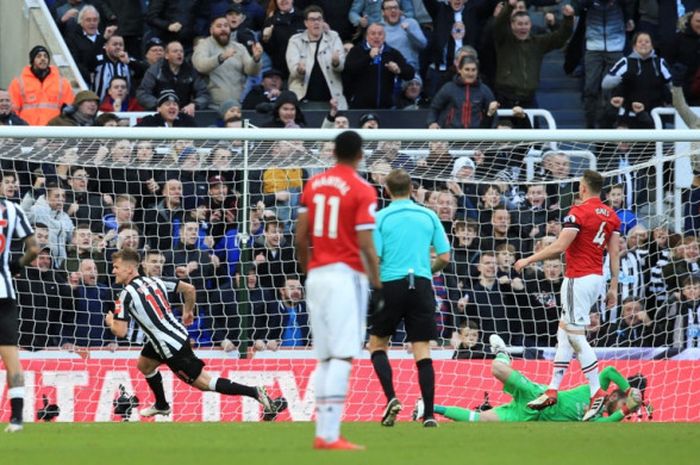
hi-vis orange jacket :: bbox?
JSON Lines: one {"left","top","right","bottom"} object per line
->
{"left": 8, "top": 65, "right": 75, "bottom": 126}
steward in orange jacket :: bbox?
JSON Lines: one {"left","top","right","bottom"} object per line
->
{"left": 8, "top": 45, "right": 75, "bottom": 126}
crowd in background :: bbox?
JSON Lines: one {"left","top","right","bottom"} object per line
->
{"left": 1, "top": 0, "right": 700, "bottom": 358}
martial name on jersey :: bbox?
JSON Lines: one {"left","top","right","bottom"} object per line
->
{"left": 300, "top": 164, "right": 377, "bottom": 273}
{"left": 114, "top": 276, "right": 188, "bottom": 358}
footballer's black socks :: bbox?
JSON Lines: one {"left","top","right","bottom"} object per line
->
{"left": 10, "top": 397, "right": 23, "bottom": 424}
{"left": 215, "top": 378, "right": 258, "bottom": 398}
{"left": 145, "top": 370, "right": 169, "bottom": 409}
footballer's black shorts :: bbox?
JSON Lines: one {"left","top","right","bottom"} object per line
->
{"left": 141, "top": 342, "right": 205, "bottom": 385}
{"left": 369, "top": 276, "right": 437, "bottom": 342}
{"left": 0, "top": 298, "right": 19, "bottom": 346}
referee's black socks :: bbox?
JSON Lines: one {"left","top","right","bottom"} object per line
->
{"left": 416, "top": 358, "right": 435, "bottom": 418}
{"left": 144, "top": 371, "right": 169, "bottom": 409}
{"left": 371, "top": 350, "right": 396, "bottom": 402}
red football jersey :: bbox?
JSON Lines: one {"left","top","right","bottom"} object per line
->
{"left": 300, "top": 164, "right": 378, "bottom": 273}
{"left": 562, "top": 197, "right": 621, "bottom": 278}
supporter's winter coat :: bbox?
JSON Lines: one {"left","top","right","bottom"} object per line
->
{"left": 427, "top": 76, "right": 497, "bottom": 128}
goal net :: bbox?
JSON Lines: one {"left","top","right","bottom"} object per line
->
{"left": 0, "top": 126, "right": 698, "bottom": 423}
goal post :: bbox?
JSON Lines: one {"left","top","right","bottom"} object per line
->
{"left": 0, "top": 125, "right": 699, "bottom": 422}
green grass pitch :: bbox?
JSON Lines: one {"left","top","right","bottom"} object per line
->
{"left": 0, "top": 422, "right": 697, "bottom": 465}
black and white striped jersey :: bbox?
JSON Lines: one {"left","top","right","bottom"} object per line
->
{"left": 114, "top": 276, "right": 187, "bottom": 359}
{"left": 0, "top": 198, "right": 33, "bottom": 299}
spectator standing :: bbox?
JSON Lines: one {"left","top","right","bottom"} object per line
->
{"left": 102, "top": 0, "right": 145, "bottom": 59}
{"left": 64, "top": 258, "right": 115, "bottom": 347}
{"left": 65, "top": 5, "right": 117, "bottom": 83}
{"left": 137, "top": 41, "right": 210, "bottom": 114}
{"left": 262, "top": 0, "right": 305, "bottom": 78}
{"left": 286, "top": 6, "right": 347, "bottom": 110}
{"left": 602, "top": 32, "right": 671, "bottom": 128}
{"left": 64, "top": 224, "right": 108, "bottom": 279}
{"left": 427, "top": 56, "right": 498, "bottom": 129}
{"left": 144, "top": 178, "right": 186, "bottom": 251}
{"left": 146, "top": 0, "right": 198, "bottom": 51}
{"left": 226, "top": 4, "right": 257, "bottom": 55}
{"left": 27, "top": 184, "right": 75, "bottom": 267}
{"left": 8, "top": 46, "right": 75, "bottom": 126}
{"left": 458, "top": 252, "right": 512, "bottom": 343}
{"left": 381, "top": 0, "right": 426, "bottom": 73}
{"left": 92, "top": 34, "right": 136, "bottom": 100}
{"left": 663, "top": 235, "right": 700, "bottom": 297}
{"left": 667, "top": 9, "right": 700, "bottom": 105}
{"left": 17, "top": 248, "right": 73, "bottom": 349}
{"left": 494, "top": 0, "right": 574, "bottom": 109}
{"left": 422, "top": 0, "right": 497, "bottom": 97}
{"left": 344, "top": 23, "right": 415, "bottom": 108}
{"left": 526, "top": 258, "right": 563, "bottom": 347}
{"left": 193, "top": 16, "right": 263, "bottom": 109}
{"left": 350, "top": 0, "right": 415, "bottom": 28}
{"left": 65, "top": 167, "right": 105, "bottom": 229}
{"left": 572, "top": 0, "right": 635, "bottom": 128}
{"left": 297, "top": 0, "right": 355, "bottom": 41}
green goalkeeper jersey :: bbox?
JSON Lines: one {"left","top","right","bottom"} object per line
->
{"left": 538, "top": 366, "right": 631, "bottom": 422}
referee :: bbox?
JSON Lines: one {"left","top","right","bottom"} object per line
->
{"left": 369, "top": 169, "right": 451, "bottom": 428}
{"left": 0, "top": 199, "right": 39, "bottom": 432}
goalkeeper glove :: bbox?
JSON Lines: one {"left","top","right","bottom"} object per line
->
{"left": 621, "top": 387, "right": 642, "bottom": 415}
{"left": 369, "top": 287, "right": 385, "bottom": 317}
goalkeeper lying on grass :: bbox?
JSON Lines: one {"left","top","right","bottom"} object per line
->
{"left": 413, "top": 335, "right": 642, "bottom": 422}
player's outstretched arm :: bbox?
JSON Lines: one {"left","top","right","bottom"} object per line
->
{"left": 514, "top": 229, "right": 577, "bottom": 272}
{"left": 294, "top": 211, "right": 310, "bottom": 273}
{"left": 177, "top": 281, "right": 196, "bottom": 326}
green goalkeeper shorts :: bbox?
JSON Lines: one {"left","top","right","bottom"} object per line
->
{"left": 493, "top": 370, "right": 544, "bottom": 422}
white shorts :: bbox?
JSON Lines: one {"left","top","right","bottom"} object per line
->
{"left": 306, "top": 263, "right": 369, "bottom": 360}
{"left": 561, "top": 274, "right": 605, "bottom": 327}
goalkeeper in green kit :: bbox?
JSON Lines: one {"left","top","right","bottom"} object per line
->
{"left": 412, "top": 335, "right": 643, "bottom": 423}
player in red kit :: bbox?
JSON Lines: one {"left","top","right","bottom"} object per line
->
{"left": 295, "top": 130, "right": 382, "bottom": 451}
{"left": 515, "top": 170, "right": 621, "bottom": 421}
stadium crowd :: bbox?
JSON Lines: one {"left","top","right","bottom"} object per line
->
{"left": 1, "top": 0, "right": 700, "bottom": 356}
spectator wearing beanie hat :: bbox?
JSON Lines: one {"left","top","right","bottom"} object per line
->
{"left": 262, "top": 90, "right": 307, "bottom": 128}
{"left": 396, "top": 75, "right": 428, "bottom": 110}
{"left": 47, "top": 90, "right": 100, "bottom": 126}
{"left": 8, "top": 45, "right": 75, "bottom": 125}
{"left": 136, "top": 89, "right": 198, "bottom": 127}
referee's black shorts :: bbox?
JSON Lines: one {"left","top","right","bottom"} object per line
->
{"left": 0, "top": 298, "right": 19, "bottom": 346}
{"left": 141, "top": 342, "right": 205, "bottom": 385}
{"left": 369, "top": 276, "right": 436, "bottom": 342}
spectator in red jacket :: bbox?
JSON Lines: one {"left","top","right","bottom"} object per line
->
{"left": 99, "top": 76, "right": 144, "bottom": 112}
